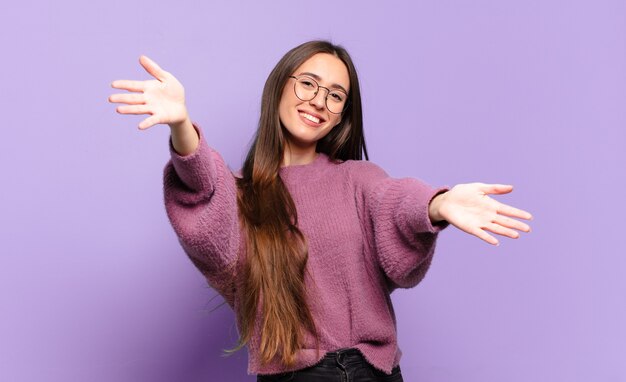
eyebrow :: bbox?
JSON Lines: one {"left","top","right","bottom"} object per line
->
{"left": 297, "top": 72, "right": 349, "bottom": 94}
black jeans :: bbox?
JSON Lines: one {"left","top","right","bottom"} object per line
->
{"left": 256, "top": 348, "right": 403, "bottom": 382}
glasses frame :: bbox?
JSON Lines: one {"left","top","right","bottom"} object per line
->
{"left": 288, "top": 75, "right": 349, "bottom": 115}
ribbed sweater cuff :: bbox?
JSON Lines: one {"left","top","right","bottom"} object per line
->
{"left": 168, "top": 122, "right": 216, "bottom": 193}
{"left": 382, "top": 179, "right": 450, "bottom": 236}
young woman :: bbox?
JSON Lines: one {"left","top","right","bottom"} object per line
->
{"left": 109, "top": 41, "right": 532, "bottom": 382}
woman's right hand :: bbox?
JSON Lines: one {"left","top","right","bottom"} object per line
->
{"left": 109, "top": 55, "right": 189, "bottom": 130}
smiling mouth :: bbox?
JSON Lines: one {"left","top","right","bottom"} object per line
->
{"left": 298, "top": 111, "right": 325, "bottom": 124}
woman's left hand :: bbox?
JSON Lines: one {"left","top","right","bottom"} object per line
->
{"left": 429, "top": 183, "right": 533, "bottom": 246}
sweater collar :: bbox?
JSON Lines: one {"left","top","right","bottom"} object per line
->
{"left": 279, "top": 152, "right": 330, "bottom": 177}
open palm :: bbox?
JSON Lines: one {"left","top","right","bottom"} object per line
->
{"left": 438, "top": 183, "right": 533, "bottom": 245}
{"left": 109, "top": 55, "right": 188, "bottom": 129}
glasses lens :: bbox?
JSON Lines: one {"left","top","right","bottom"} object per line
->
{"left": 327, "top": 90, "right": 347, "bottom": 114}
{"left": 294, "top": 77, "right": 317, "bottom": 101}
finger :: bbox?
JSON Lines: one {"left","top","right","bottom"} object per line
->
{"left": 116, "top": 104, "right": 152, "bottom": 115}
{"left": 108, "top": 93, "right": 145, "bottom": 105}
{"left": 485, "top": 223, "right": 520, "bottom": 239}
{"left": 138, "top": 115, "right": 161, "bottom": 129}
{"left": 496, "top": 202, "right": 533, "bottom": 220}
{"left": 111, "top": 80, "right": 146, "bottom": 92}
{"left": 493, "top": 215, "right": 532, "bottom": 232}
{"left": 493, "top": 215, "right": 531, "bottom": 233}
{"left": 468, "top": 226, "right": 499, "bottom": 246}
{"left": 480, "top": 184, "right": 514, "bottom": 195}
{"left": 139, "top": 55, "right": 168, "bottom": 82}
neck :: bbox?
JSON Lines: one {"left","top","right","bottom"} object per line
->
{"left": 281, "top": 143, "right": 318, "bottom": 167}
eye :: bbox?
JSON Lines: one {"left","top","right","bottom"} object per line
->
{"left": 299, "top": 79, "right": 316, "bottom": 89}
{"left": 329, "top": 91, "right": 345, "bottom": 103}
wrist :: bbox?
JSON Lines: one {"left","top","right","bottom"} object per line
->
{"left": 428, "top": 191, "right": 447, "bottom": 223}
{"left": 169, "top": 116, "right": 199, "bottom": 156}
{"left": 168, "top": 114, "right": 192, "bottom": 132}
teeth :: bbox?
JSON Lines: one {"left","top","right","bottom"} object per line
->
{"left": 300, "top": 112, "right": 320, "bottom": 123}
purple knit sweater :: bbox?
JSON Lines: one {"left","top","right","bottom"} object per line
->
{"left": 163, "top": 124, "right": 449, "bottom": 375}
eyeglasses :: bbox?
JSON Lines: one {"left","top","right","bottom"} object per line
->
{"left": 289, "top": 75, "right": 349, "bottom": 114}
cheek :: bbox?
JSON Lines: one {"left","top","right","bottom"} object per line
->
{"left": 278, "top": 103, "right": 288, "bottom": 126}
{"left": 278, "top": 87, "right": 295, "bottom": 125}
{"left": 329, "top": 114, "right": 342, "bottom": 128}
{"left": 319, "top": 116, "right": 343, "bottom": 141}
{"left": 278, "top": 102, "right": 290, "bottom": 129}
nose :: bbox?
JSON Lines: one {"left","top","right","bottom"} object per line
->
{"left": 309, "top": 89, "right": 327, "bottom": 110}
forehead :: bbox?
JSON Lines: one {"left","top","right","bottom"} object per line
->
{"left": 293, "top": 53, "right": 350, "bottom": 92}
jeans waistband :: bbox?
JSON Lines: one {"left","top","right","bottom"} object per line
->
{"left": 319, "top": 348, "right": 365, "bottom": 367}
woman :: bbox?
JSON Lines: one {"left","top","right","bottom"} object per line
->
{"left": 109, "top": 41, "right": 532, "bottom": 381}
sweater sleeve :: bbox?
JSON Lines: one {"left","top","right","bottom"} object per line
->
{"left": 351, "top": 161, "right": 450, "bottom": 290}
{"left": 162, "top": 123, "right": 240, "bottom": 298}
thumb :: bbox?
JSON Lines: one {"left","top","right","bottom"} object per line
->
{"left": 480, "top": 183, "right": 514, "bottom": 195}
{"left": 139, "top": 55, "right": 167, "bottom": 82}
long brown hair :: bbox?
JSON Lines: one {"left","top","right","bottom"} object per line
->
{"left": 233, "top": 40, "right": 368, "bottom": 367}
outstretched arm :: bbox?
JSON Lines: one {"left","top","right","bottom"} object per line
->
{"left": 428, "top": 183, "right": 533, "bottom": 246}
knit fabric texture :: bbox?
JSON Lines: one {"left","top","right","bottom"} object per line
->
{"left": 163, "top": 123, "right": 449, "bottom": 375}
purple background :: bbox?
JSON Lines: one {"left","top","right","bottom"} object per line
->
{"left": 1, "top": 0, "right": 624, "bottom": 381}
